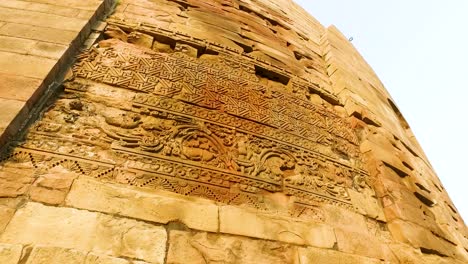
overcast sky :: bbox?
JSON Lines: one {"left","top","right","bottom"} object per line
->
{"left": 294, "top": 0, "right": 468, "bottom": 221}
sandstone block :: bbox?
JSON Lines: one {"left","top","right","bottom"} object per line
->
{"left": 29, "top": 172, "right": 76, "bottom": 205}
{"left": 29, "top": 187, "right": 67, "bottom": 205}
{"left": 388, "top": 243, "right": 467, "bottom": 264}
{"left": 0, "top": 206, "right": 15, "bottom": 232}
{"left": 219, "top": 206, "right": 335, "bottom": 248}
{"left": 25, "top": 247, "right": 133, "bottom": 264}
{"left": 0, "top": 165, "right": 35, "bottom": 198}
{"left": 0, "top": 243, "right": 22, "bottom": 264}
{"left": 128, "top": 32, "right": 154, "bottom": 49}
{"left": 0, "top": 23, "right": 78, "bottom": 45}
{"left": 334, "top": 228, "right": 385, "bottom": 260}
{"left": 0, "top": 35, "right": 64, "bottom": 60}
{"left": 0, "top": 0, "right": 81, "bottom": 17}
{"left": 0, "top": 7, "right": 87, "bottom": 31}
{"left": 30, "top": 42, "right": 67, "bottom": 60}
{"left": 85, "top": 252, "right": 130, "bottom": 264}
{"left": 388, "top": 219, "right": 458, "bottom": 258}
{"left": 321, "top": 205, "right": 369, "bottom": 234}
{"left": 152, "top": 41, "right": 174, "bottom": 53}
{"left": 0, "top": 198, "right": 24, "bottom": 232}
{"left": 104, "top": 25, "right": 128, "bottom": 42}
{"left": 66, "top": 177, "right": 218, "bottom": 232}
{"left": 0, "top": 73, "right": 42, "bottom": 102}
{"left": 0, "top": 35, "right": 36, "bottom": 55}
{"left": 167, "top": 230, "right": 296, "bottom": 264}
{"left": 21, "top": 0, "right": 102, "bottom": 11}
{"left": 296, "top": 247, "right": 382, "bottom": 264}
{"left": 0, "top": 51, "right": 56, "bottom": 79}
{"left": 0, "top": 202, "right": 167, "bottom": 263}
{"left": 76, "top": 10, "right": 95, "bottom": 20}
{"left": 174, "top": 43, "right": 198, "bottom": 57}
{"left": 93, "top": 214, "right": 166, "bottom": 264}
{"left": 348, "top": 188, "right": 386, "bottom": 221}
{"left": 26, "top": 246, "right": 86, "bottom": 264}
{"left": 0, "top": 202, "right": 98, "bottom": 250}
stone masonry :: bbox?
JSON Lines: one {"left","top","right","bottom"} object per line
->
{"left": 0, "top": 0, "right": 467, "bottom": 263}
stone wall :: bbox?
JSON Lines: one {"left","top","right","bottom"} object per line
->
{"left": 0, "top": 0, "right": 466, "bottom": 263}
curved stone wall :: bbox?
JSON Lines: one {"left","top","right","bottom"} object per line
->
{"left": 0, "top": 0, "right": 466, "bottom": 263}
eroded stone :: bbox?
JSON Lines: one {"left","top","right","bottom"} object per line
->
{"left": 0, "top": 243, "right": 22, "bottom": 264}
{"left": 66, "top": 177, "right": 219, "bottom": 232}
{"left": 219, "top": 206, "right": 335, "bottom": 248}
{"left": 167, "top": 230, "right": 296, "bottom": 264}
{"left": 0, "top": 202, "right": 167, "bottom": 263}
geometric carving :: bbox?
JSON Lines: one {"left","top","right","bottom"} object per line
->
{"left": 3, "top": 33, "right": 371, "bottom": 219}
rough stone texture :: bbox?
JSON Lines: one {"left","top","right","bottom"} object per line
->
{"left": 66, "top": 177, "right": 219, "bottom": 232}
{"left": 297, "top": 247, "right": 382, "bottom": 264}
{"left": 26, "top": 246, "right": 87, "bottom": 264}
{"left": 0, "top": 163, "right": 36, "bottom": 198}
{"left": 220, "top": 206, "right": 335, "bottom": 248}
{"left": 0, "top": 202, "right": 167, "bottom": 263}
{"left": 0, "top": 198, "right": 24, "bottom": 232}
{"left": 0, "top": 0, "right": 466, "bottom": 263}
{"left": 25, "top": 246, "right": 134, "bottom": 264}
{"left": 167, "top": 230, "right": 297, "bottom": 264}
{"left": 29, "top": 172, "right": 76, "bottom": 205}
{"left": 0, "top": 243, "right": 22, "bottom": 264}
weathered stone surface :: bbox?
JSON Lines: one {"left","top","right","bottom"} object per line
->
{"left": 0, "top": 243, "right": 22, "bottom": 264}
{"left": 167, "top": 230, "right": 297, "bottom": 264}
{"left": 0, "top": 198, "right": 23, "bottom": 232}
{"left": 0, "top": 164, "right": 35, "bottom": 198}
{"left": 0, "top": 206, "right": 14, "bottom": 232}
{"left": 388, "top": 243, "right": 468, "bottom": 264}
{"left": 334, "top": 228, "right": 385, "bottom": 260}
{"left": 94, "top": 214, "right": 166, "bottom": 263}
{"left": 29, "top": 172, "right": 76, "bottom": 205}
{"left": 0, "top": 36, "right": 66, "bottom": 60}
{"left": 388, "top": 219, "right": 459, "bottom": 258}
{"left": 0, "top": 73, "right": 42, "bottom": 102}
{"left": 127, "top": 32, "right": 153, "bottom": 49}
{"left": 0, "top": 51, "right": 56, "bottom": 79}
{"left": 85, "top": 253, "right": 130, "bottom": 264}
{"left": 0, "top": 202, "right": 98, "bottom": 249}
{"left": 0, "top": 0, "right": 81, "bottom": 17}
{"left": 0, "top": 23, "right": 78, "bottom": 44}
{"left": 0, "top": 0, "right": 466, "bottom": 263}
{"left": 0, "top": 98, "right": 27, "bottom": 140}
{"left": 0, "top": 6, "right": 87, "bottom": 31}
{"left": 25, "top": 246, "right": 133, "bottom": 264}
{"left": 219, "top": 206, "right": 335, "bottom": 248}
{"left": 66, "top": 177, "right": 219, "bottom": 232}
{"left": 26, "top": 246, "right": 86, "bottom": 264}
{"left": 0, "top": 202, "right": 167, "bottom": 263}
{"left": 296, "top": 247, "right": 382, "bottom": 264}
{"left": 348, "top": 188, "right": 386, "bottom": 221}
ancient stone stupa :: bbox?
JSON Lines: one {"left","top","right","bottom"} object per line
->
{"left": 0, "top": 0, "right": 466, "bottom": 263}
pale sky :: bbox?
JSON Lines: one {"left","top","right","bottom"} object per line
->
{"left": 295, "top": 0, "right": 468, "bottom": 221}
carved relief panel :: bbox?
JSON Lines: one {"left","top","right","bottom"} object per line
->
{"left": 1, "top": 29, "right": 374, "bottom": 221}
